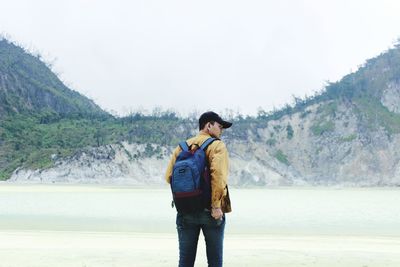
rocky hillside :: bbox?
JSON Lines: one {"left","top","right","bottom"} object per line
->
{"left": 0, "top": 38, "right": 107, "bottom": 117}
{"left": 231, "top": 43, "right": 400, "bottom": 186}
{"left": 0, "top": 38, "right": 110, "bottom": 180}
{"left": 10, "top": 99, "right": 400, "bottom": 186}
{"left": 3, "top": 39, "right": 400, "bottom": 186}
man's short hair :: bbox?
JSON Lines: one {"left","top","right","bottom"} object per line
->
{"left": 198, "top": 111, "right": 233, "bottom": 131}
{"left": 199, "top": 120, "right": 215, "bottom": 131}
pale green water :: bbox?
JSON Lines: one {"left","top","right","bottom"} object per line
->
{"left": 0, "top": 185, "right": 399, "bottom": 236}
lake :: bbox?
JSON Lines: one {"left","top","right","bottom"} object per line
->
{"left": 0, "top": 184, "right": 399, "bottom": 266}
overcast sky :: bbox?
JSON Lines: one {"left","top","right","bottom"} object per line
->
{"left": 1, "top": 0, "right": 400, "bottom": 117}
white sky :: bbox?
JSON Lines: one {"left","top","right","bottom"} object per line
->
{"left": 1, "top": 0, "right": 400, "bottom": 117}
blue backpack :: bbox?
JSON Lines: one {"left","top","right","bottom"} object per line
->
{"left": 171, "top": 137, "right": 217, "bottom": 213}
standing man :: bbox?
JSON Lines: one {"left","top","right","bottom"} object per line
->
{"left": 165, "top": 111, "right": 232, "bottom": 267}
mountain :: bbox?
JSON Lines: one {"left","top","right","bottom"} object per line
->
{"left": 0, "top": 38, "right": 111, "bottom": 180}
{"left": 0, "top": 38, "right": 107, "bottom": 118}
{"left": 3, "top": 39, "right": 400, "bottom": 186}
{"left": 222, "top": 42, "right": 400, "bottom": 186}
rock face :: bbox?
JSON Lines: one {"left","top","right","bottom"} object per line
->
{"left": 381, "top": 82, "right": 400, "bottom": 114}
{"left": 242, "top": 101, "right": 400, "bottom": 186}
{"left": 9, "top": 141, "right": 289, "bottom": 186}
{"left": 10, "top": 100, "right": 400, "bottom": 186}
{"left": 10, "top": 143, "right": 170, "bottom": 185}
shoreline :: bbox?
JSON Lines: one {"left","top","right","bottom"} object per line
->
{"left": 1, "top": 230, "right": 400, "bottom": 267}
{"left": 1, "top": 181, "right": 399, "bottom": 190}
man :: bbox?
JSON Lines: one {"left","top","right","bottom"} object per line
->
{"left": 165, "top": 111, "right": 232, "bottom": 267}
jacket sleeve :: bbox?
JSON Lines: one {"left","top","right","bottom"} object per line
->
{"left": 209, "top": 141, "right": 229, "bottom": 209}
{"left": 165, "top": 146, "right": 181, "bottom": 184}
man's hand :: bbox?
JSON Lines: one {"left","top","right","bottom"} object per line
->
{"left": 211, "top": 207, "right": 223, "bottom": 220}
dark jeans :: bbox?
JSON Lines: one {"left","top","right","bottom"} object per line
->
{"left": 176, "top": 210, "right": 226, "bottom": 267}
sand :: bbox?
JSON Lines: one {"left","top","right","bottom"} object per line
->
{"left": 1, "top": 230, "right": 400, "bottom": 267}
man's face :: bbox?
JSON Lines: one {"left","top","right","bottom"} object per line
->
{"left": 208, "top": 121, "right": 224, "bottom": 138}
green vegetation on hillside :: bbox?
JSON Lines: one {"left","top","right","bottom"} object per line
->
{"left": 0, "top": 38, "right": 106, "bottom": 117}
{"left": 0, "top": 111, "right": 190, "bottom": 180}
{"left": 286, "top": 124, "right": 294, "bottom": 139}
{"left": 310, "top": 120, "right": 335, "bottom": 136}
{"left": 274, "top": 150, "right": 290, "bottom": 165}
{"left": 339, "top": 134, "right": 357, "bottom": 142}
{"left": 353, "top": 96, "right": 400, "bottom": 135}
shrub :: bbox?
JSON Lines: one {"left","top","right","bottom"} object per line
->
{"left": 274, "top": 150, "right": 290, "bottom": 165}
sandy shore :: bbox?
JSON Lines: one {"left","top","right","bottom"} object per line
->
{"left": 1, "top": 230, "right": 400, "bottom": 267}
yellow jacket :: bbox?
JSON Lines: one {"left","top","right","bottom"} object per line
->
{"left": 165, "top": 132, "right": 231, "bottom": 213}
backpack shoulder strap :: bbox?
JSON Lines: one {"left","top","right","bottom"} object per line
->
{"left": 179, "top": 141, "right": 189, "bottom": 152}
{"left": 200, "top": 137, "right": 218, "bottom": 151}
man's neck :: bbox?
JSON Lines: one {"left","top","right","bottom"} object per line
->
{"left": 199, "top": 130, "right": 209, "bottom": 135}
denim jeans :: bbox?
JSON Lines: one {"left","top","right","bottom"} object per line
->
{"left": 176, "top": 210, "right": 226, "bottom": 267}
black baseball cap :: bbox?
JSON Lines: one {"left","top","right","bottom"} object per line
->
{"left": 199, "top": 111, "right": 233, "bottom": 129}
